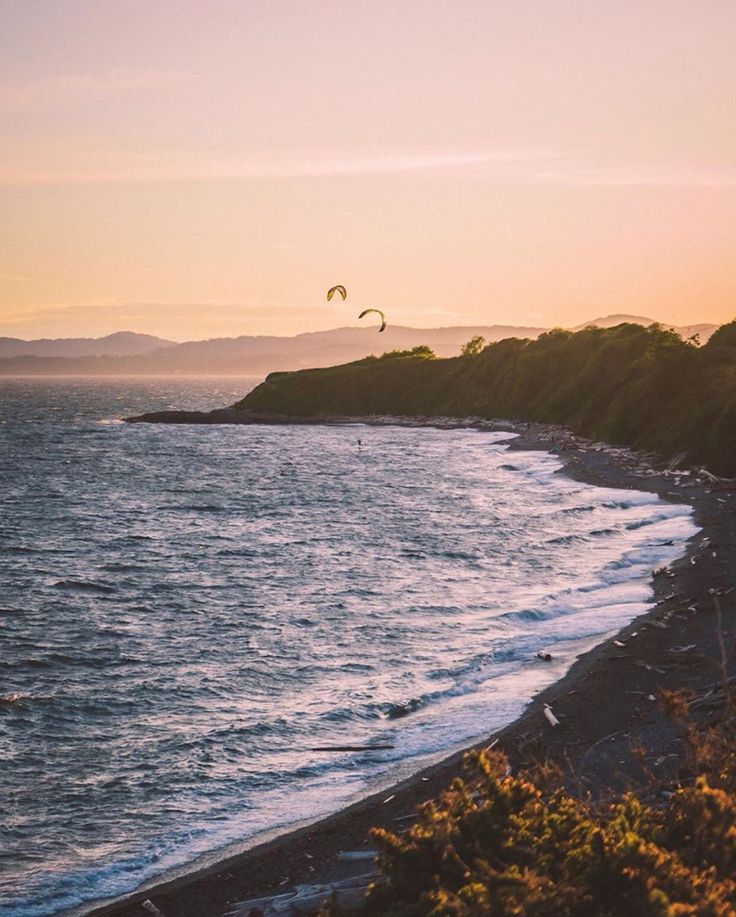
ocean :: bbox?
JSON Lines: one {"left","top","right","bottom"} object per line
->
{"left": 0, "top": 378, "right": 698, "bottom": 917}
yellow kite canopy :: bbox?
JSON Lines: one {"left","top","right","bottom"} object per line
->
{"left": 359, "top": 308, "right": 387, "bottom": 333}
{"left": 327, "top": 285, "right": 347, "bottom": 302}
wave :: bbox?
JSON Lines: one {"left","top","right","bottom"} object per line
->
{"left": 52, "top": 580, "right": 116, "bottom": 594}
{"left": 0, "top": 408, "right": 700, "bottom": 917}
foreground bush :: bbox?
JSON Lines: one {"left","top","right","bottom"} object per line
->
{"left": 364, "top": 749, "right": 736, "bottom": 916}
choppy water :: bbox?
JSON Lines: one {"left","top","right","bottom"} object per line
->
{"left": 0, "top": 378, "right": 697, "bottom": 917}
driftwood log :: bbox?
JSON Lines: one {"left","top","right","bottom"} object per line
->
{"left": 224, "top": 872, "right": 374, "bottom": 916}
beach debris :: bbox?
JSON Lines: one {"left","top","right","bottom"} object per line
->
{"left": 338, "top": 851, "right": 377, "bottom": 861}
{"left": 383, "top": 794, "right": 396, "bottom": 804}
{"left": 226, "top": 872, "right": 374, "bottom": 916}
{"left": 636, "top": 660, "right": 667, "bottom": 674}
{"left": 543, "top": 704, "right": 560, "bottom": 727}
{"left": 614, "top": 640, "right": 626, "bottom": 647}
{"left": 326, "top": 285, "right": 347, "bottom": 301}
{"left": 536, "top": 651, "right": 553, "bottom": 662}
{"left": 309, "top": 744, "right": 395, "bottom": 752}
{"left": 358, "top": 308, "right": 387, "bottom": 332}
{"left": 690, "top": 674, "right": 736, "bottom": 711}
{"left": 696, "top": 467, "right": 736, "bottom": 487}
{"left": 142, "top": 901, "right": 166, "bottom": 917}
{"left": 667, "top": 452, "right": 688, "bottom": 470}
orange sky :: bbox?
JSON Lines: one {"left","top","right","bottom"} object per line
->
{"left": 1, "top": 1, "right": 735, "bottom": 340}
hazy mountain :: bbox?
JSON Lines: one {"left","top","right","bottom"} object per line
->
{"left": 0, "top": 331, "right": 175, "bottom": 359}
{"left": 0, "top": 317, "right": 718, "bottom": 375}
{"left": 0, "top": 324, "right": 545, "bottom": 375}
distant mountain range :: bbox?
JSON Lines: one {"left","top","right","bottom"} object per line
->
{"left": 0, "top": 331, "right": 176, "bottom": 359}
{"left": 0, "top": 315, "right": 718, "bottom": 375}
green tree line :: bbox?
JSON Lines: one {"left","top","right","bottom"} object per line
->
{"left": 236, "top": 321, "right": 736, "bottom": 475}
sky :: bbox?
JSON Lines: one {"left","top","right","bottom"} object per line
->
{"left": 1, "top": 0, "right": 735, "bottom": 341}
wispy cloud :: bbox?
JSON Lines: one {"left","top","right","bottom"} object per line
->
{"left": 0, "top": 69, "right": 192, "bottom": 111}
{"left": 0, "top": 299, "right": 464, "bottom": 340}
{"left": 0, "top": 300, "right": 351, "bottom": 340}
{"left": 2, "top": 145, "right": 734, "bottom": 188}
{"left": 0, "top": 147, "right": 561, "bottom": 186}
{"left": 533, "top": 166, "right": 736, "bottom": 188}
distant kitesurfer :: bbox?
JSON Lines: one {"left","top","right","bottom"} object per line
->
{"left": 327, "top": 285, "right": 347, "bottom": 301}
{"left": 358, "top": 308, "right": 387, "bottom": 332}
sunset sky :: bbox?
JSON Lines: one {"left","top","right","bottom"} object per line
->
{"left": 1, "top": 0, "right": 735, "bottom": 340}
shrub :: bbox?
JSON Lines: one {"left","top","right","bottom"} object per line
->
{"left": 364, "top": 749, "right": 736, "bottom": 916}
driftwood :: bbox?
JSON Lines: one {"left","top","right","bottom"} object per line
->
{"left": 309, "top": 745, "right": 395, "bottom": 752}
{"left": 142, "top": 901, "right": 166, "bottom": 917}
{"left": 696, "top": 467, "right": 736, "bottom": 487}
{"left": 543, "top": 704, "right": 560, "bottom": 727}
{"left": 690, "top": 673, "right": 736, "bottom": 711}
{"left": 224, "top": 872, "right": 374, "bottom": 916}
{"left": 667, "top": 452, "right": 688, "bottom": 470}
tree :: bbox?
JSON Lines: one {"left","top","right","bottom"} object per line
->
{"left": 379, "top": 345, "right": 437, "bottom": 360}
{"left": 460, "top": 335, "right": 486, "bottom": 357}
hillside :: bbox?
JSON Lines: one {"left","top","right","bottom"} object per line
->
{"left": 577, "top": 314, "right": 714, "bottom": 341}
{"left": 236, "top": 321, "right": 736, "bottom": 475}
{"left": 0, "top": 316, "right": 717, "bottom": 375}
{"left": 0, "top": 331, "right": 175, "bottom": 359}
{"left": 0, "top": 324, "right": 543, "bottom": 375}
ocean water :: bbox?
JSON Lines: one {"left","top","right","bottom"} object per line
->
{"left": 0, "top": 378, "right": 698, "bottom": 917}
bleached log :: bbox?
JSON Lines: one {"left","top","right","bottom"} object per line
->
{"left": 142, "top": 901, "right": 167, "bottom": 917}
{"left": 697, "top": 467, "right": 736, "bottom": 484}
{"left": 543, "top": 704, "right": 560, "bottom": 727}
{"left": 309, "top": 744, "right": 395, "bottom": 752}
{"left": 225, "top": 872, "right": 374, "bottom": 917}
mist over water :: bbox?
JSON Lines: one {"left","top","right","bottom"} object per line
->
{"left": 0, "top": 379, "right": 697, "bottom": 917}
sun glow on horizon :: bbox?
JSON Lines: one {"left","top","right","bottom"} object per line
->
{"left": 1, "top": 0, "right": 735, "bottom": 339}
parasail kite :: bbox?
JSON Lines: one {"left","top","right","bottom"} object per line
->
{"left": 327, "top": 285, "right": 347, "bottom": 302}
{"left": 359, "top": 308, "right": 387, "bottom": 333}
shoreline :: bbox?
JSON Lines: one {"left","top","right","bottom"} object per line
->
{"left": 78, "top": 416, "right": 735, "bottom": 917}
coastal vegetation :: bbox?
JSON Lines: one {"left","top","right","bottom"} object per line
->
{"left": 236, "top": 321, "right": 736, "bottom": 475}
{"left": 360, "top": 691, "right": 736, "bottom": 916}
